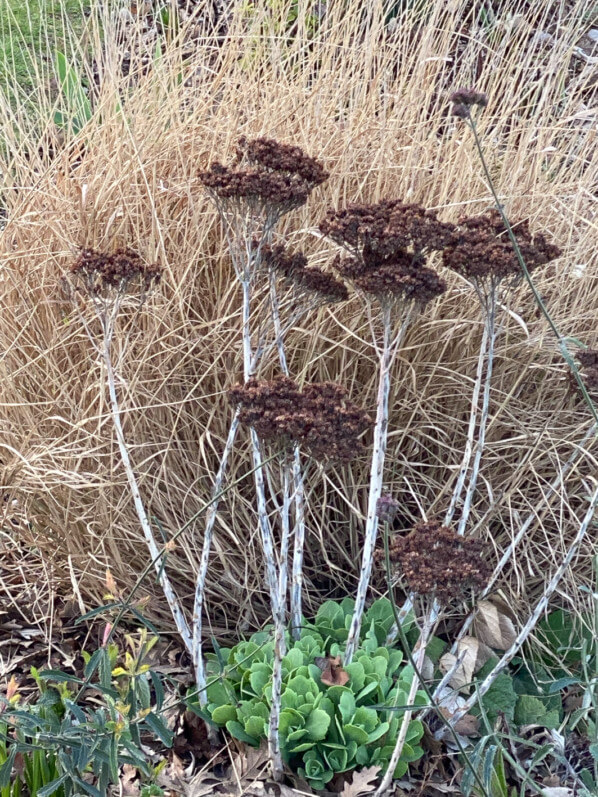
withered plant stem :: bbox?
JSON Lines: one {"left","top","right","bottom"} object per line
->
{"left": 457, "top": 283, "right": 498, "bottom": 536}
{"left": 269, "top": 269, "right": 308, "bottom": 641}
{"left": 447, "top": 479, "right": 598, "bottom": 729}
{"left": 345, "top": 304, "right": 410, "bottom": 664}
{"left": 99, "top": 303, "right": 193, "bottom": 655}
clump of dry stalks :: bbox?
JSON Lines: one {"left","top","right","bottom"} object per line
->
{"left": 0, "top": 2, "right": 596, "bottom": 784}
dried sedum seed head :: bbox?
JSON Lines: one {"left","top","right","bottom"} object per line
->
{"left": 320, "top": 201, "right": 455, "bottom": 259}
{"left": 377, "top": 519, "right": 491, "bottom": 603}
{"left": 376, "top": 494, "right": 401, "bottom": 524}
{"left": 263, "top": 244, "right": 349, "bottom": 304}
{"left": 229, "top": 376, "right": 372, "bottom": 462}
{"left": 320, "top": 200, "right": 453, "bottom": 308}
{"left": 70, "top": 248, "right": 162, "bottom": 297}
{"left": 235, "top": 136, "right": 329, "bottom": 186}
{"left": 442, "top": 210, "right": 561, "bottom": 286}
{"left": 449, "top": 88, "right": 489, "bottom": 118}
{"left": 199, "top": 137, "right": 328, "bottom": 220}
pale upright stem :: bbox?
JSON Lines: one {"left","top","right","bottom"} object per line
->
{"left": 374, "top": 614, "right": 431, "bottom": 796}
{"left": 448, "top": 480, "right": 598, "bottom": 729}
{"left": 344, "top": 304, "right": 394, "bottom": 665}
{"left": 457, "top": 285, "right": 497, "bottom": 536}
{"left": 444, "top": 323, "right": 489, "bottom": 526}
{"left": 192, "top": 407, "right": 241, "bottom": 704}
{"left": 269, "top": 270, "right": 308, "bottom": 641}
{"left": 241, "top": 277, "right": 285, "bottom": 779}
{"left": 102, "top": 326, "right": 193, "bottom": 655}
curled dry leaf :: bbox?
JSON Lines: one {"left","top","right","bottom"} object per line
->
{"left": 473, "top": 600, "right": 516, "bottom": 650}
{"left": 439, "top": 637, "right": 492, "bottom": 691}
{"left": 339, "top": 765, "right": 381, "bottom": 796}
{"left": 316, "top": 655, "right": 350, "bottom": 687}
{"left": 438, "top": 708, "right": 479, "bottom": 737}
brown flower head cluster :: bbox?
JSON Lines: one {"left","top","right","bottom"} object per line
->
{"left": 449, "top": 88, "right": 488, "bottom": 119}
{"left": 262, "top": 244, "right": 349, "bottom": 304}
{"left": 376, "top": 494, "right": 401, "bottom": 524}
{"left": 442, "top": 210, "right": 561, "bottom": 289}
{"left": 229, "top": 376, "right": 372, "bottom": 462}
{"left": 378, "top": 519, "right": 491, "bottom": 603}
{"left": 199, "top": 137, "right": 328, "bottom": 221}
{"left": 70, "top": 249, "right": 162, "bottom": 297}
{"left": 320, "top": 200, "right": 453, "bottom": 307}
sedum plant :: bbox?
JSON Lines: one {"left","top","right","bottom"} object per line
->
{"left": 200, "top": 598, "right": 427, "bottom": 791}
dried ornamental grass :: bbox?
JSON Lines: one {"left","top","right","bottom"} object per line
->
{"left": 0, "top": 0, "right": 595, "bottom": 638}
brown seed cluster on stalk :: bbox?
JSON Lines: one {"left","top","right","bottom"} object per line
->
{"left": 70, "top": 248, "right": 162, "bottom": 296}
{"left": 199, "top": 137, "right": 328, "bottom": 219}
{"left": 449, "top": 88, "right": 489, "bottom": 118}
{"left": 442, "top": 210, "right": 561, "bottom": 286}
{"left": 263, "top": 244, "right": 349, "bottom": 304}
{"left": 376, "top": 519, "right": 491, "bottom": 603}
{"left": 229, "top": 376, "right": 372, "bottom": 462}
{"left": 320, "top": 201, "right": 453, "bottom": 307}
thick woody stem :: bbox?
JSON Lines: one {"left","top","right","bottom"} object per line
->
{"left": 102, "top": 324, "right": 193, "bottom": 655}
{"left": 344, "top": 304, "right": 393, "bottom": 665}
{"left": 448, "top": 480, "right": 598, "bottom": 729}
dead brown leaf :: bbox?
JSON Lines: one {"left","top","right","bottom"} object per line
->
{"left": 338, "top": 766, "right": 381, "bottom": 796}
{"left": 473, "top": 601, "right": 516, "bottom": 650}
{"left": 316, "top": 656, "right": 350, "bottom": 687}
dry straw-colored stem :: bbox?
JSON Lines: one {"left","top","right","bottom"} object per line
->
{"left": 448, "top": 479, "right": 598, "bottom": 729}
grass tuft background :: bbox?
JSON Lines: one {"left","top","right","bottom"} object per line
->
{"left": 0, "top": 0, "right": 596, "bottom": 644}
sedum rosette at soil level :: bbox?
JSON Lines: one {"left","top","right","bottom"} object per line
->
{"left": 200, "top": 598, "right": 427, "bottom": 790}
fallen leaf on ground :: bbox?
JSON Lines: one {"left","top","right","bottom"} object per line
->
{"left": 338, "top": 766, "right": 381, "bottom": 796}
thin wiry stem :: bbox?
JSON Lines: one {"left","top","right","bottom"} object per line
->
{"left": 99, "top": 307, "right": 193, "bottom": 655}
{"left": 448, "top": 479, "right": 598, "bottom": 729}
{"left": 344, "top": 304, "right": 410, "bottom": 664}
{"left": 466, "top": 112, "right": 598, "bottom": 427}
{"left": 457, "top": 283, "right": 498, "bottom": 536}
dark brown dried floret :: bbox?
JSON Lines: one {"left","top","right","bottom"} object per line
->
{"left": 442, "top": 210, "right": 561, "bottom": 285}
{"left": 229, "top": 377, "right": 372, "bottom": 462}
{"left": 70, "top": 248, "right": 162, "bottom": 296}
{"left": 376, "top": 519, "right": 491, "bottom": 603}
{"left": 199, "top": 137, "right": 327, "bottom": 219}
{"left": 263, "top": 244, "right": 349, "bottom": 304}
{"left": 235, "top": 136, "right": 328, "bottom": 186}
{"left": 320, "top": 201, "right": 455, "bottom": 258}
{"left": 449, "top": 88, "right": 488, "bottom": 110}
{"left": 199, "top": 163, "right": 311, "bottom": 211}
{"left": 376, "top": 494, "right": 401, "bottom": 524}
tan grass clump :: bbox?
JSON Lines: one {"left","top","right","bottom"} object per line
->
{"left": 0, "top": 0, "right": 596, "bottom": 638}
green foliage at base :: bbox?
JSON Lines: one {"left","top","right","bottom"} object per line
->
{"left": 202, "top": 598, "right": 427, "bottom": 790}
